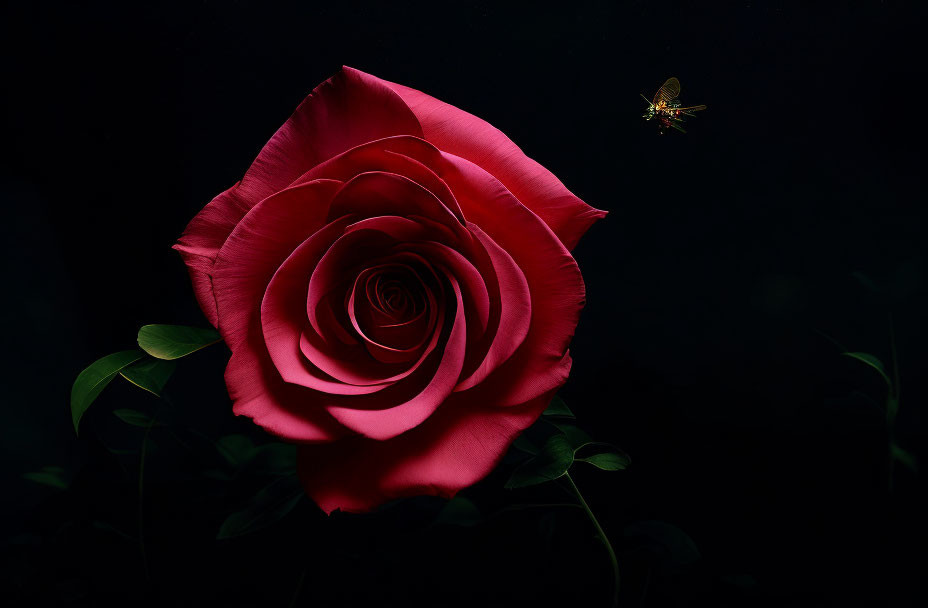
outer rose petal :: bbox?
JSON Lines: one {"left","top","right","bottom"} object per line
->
{"left": 323, "top": 276, "right": 467, "bottom": 440}
{"left": 174, "top": 67, "right": 424, "bottom": 325}
{"left": 438, "top": 153, "right": 585, "bottom": 406}
{"left": 226, "top": 342, "right": 347, "bottom": 443}
{"left": 360, "top": 67, "right": 607, "bottom": 250}
{"left": 298, "top": 388, "right": 559, "bottom": 514}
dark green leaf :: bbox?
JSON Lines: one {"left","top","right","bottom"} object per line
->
{"left": 623, "top": 520, "right": 701, "bottom": 565}
{"left": 251, "top": 443, "right": 297, "bottom": 475}
{"left": 574, "top": 440, "right": 626, "bottom": 453}
{"left": 433, "top": 497, "right": 482, "bottom": 527}
{"left": 92, "top": 520, "right": 135, "bottom": 542}
{"left": 886, "top": 396, "right": 900, "bottom": 426}
{"left": 71, "top": 350, "right": 145, "bottom": 434}
{"left": 215, "top": 434, "right": 256, "bottom": 467}
{"left": 137, "top": 324, "right": 222, "bottom": 360}
{"left": 113, "top": 409, "right": 154, "bottom": 428}
{"left": 842, "top": 352, "right": 892, "bottom": 388}
{"left": 891, "top": 442, "right": 918, "bottom": 473}
{"left": 551, "top": 423, "right": 594, "bottom": 450}
{"left": 576, "top": 451, "right": 631, "bottom": 471}
{"left": 511, "top": 435, "right": 539, "bottom": 456}
{"left": 543, "top": 395, "right": 574, "bottom": 418}
{"left": 22, "top": 466, "right": 69, "bottom": 490}
{"left": 217, "top": 475, "right": 305, "bottom": 539}
{"left": 505, "top": 434, "right": 574, "bottom": 489}
{"left": 120, "top": 357, "right": 177, "bottom": 396}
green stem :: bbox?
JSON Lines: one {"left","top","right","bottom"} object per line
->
{"left": 288, "top": 566, "right": 308, "bottom": 608}
{"left": 564, "top": 472, "right": 620, "bottom": 607}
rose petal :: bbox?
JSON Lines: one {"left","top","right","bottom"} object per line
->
{"left": 260, "top": 217, "right": 393, "bottom": 396}
{"left": 174, "top": 68, "right": 425, "bottom": 324}
{"left": 298, "top": 387, "right": 557, "bottom": 513}
{"left": 437, "top": 152, "right": 585, "bottom": 405}
{"left": 293, "top": 135, "right": 465, "bottom": 224}
{"left": 173, "top": 184, "right": 249, "bottom": 327}
{"left": 404, "top": 240, "right": 491, "bottom": 346}
{"left": 325, "top": 171, "right": 467, "bottom": 241}
{"left": 235, "top": 67, "right": 424, "bottom": 208}
{"left": 212, "top": 179, "right": 343, "bottom": 351}
{"left": 225, "top": 330, "right": 347, "bottom": 443}
{"left": 452, "top": 224, "right": 531, "bottom": 391}
{"left": 347, "top": 264, "right": 435, "bottom": 362}
{"left": 322, "top": 275, "right": 467, "bottom": 441}
{"left": 301, "top": 247, "right": 446, "bottom": 387}
{"left": 357, "top": 67, "right": 607, "bottom": 250}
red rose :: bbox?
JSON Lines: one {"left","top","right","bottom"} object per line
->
{"left": 174, "top": 67, "right": 605, "bottom": 513}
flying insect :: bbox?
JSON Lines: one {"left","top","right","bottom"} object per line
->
{"left": 641, "top": 77, "right": 706, "bottom": 134}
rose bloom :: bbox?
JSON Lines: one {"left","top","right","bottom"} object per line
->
{"left": 175, "top": 67, "right": 605, "bottom": 513}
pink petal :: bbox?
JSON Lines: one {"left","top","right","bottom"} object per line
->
{"left": 323, "top": 275, "right": 468, "bottom": 441}
{"left": 358, "top": 67, "right": 607, "bottom": 250}
{"left": 175, "top": 67, "right": 424, "bottom": 324}
{"left": 293, "top": 135, "right": 464, "bottom": 223}
{"left": 452, "top": 224, "right": 531, "bottom": 391}
{"left": 235, "top": 67, "right": 424, "bottom": 208}
{"left": 325, "top": 170, "right": 467, "bottom": 240}
{"left": 225, "top": 332, "right": 347, "bottom": 443}
{"left": 298, "top": 388, "right": 556, "bottom": 513}
{"left": 173, "top": 184, "right": 249, "bottom": 327}
{"left": 346, "top": 264, "right": 435, "bottom": 363}
{"left": 437, "top": 152, "right": 586, "bottom": 406}
{"left": 212, "top": 179, "right": 342, "bottom": 351}
{"left": 260, "top": 217, "right": 392, "bottom": 396}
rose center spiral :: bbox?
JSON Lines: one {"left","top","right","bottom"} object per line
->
{"left": 348, "top": 263, "right": 435, "bottom": 356}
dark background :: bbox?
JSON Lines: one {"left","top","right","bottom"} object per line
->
{"left": 2, "top": 1, "right": 926, "bottom": 606}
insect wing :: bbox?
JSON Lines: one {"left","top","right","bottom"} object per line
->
{"left": 652, "top": 77, "right": 681, "bottom": 106}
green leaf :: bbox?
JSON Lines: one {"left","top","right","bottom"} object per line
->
{"left": 433, "top": 497, "right": 482, "bottom": 527}
{"left": 886, "top": 396, "right": 900, "bottom": 427}
{"left": 542, "top": 395, "right": 574, "bottom": 418}
{"left": 842, "top": 352, "right": 892, "bottom": 388}
{"left": 113, "top": 409, "right": 154, "bottom": 428}
{"left": 137, "top": 324, "right": 222, "bottom": 360}
{"left": 119, "top": 357, "right": 177, "bottom": 396}
{"left": 551, "top": 423, "right": 594, "bottom": 450}
{"left": 215, "top": 434, "right": 256, "bottom": 467}
{"left": 92, "top": 520, "right": 135, "bottom": 542}
{"left": 576, "top": 451, "right": 631, "bottom": 471}
{"left": 217, "top": 475, "right": 305, "bottom": 539}
{"left": 251, "top": 443, "right": 297, "bottom": 475}
{"left": 891, "top": 442, "right": 918, "bottom": 473}
{"left": 511, "top": 435, "right": 539, "bottom": 456}
{"left": 623, "top": 520, "right": 701, "bottom": 565}
{"left": 22, "top": 466, "right": 70, "bottom": 490}
{"left": 505, "top": 434, "right": 575, "bottom": 489}
{"left": 71, "top": 350, "right": 145, "bottom": 434}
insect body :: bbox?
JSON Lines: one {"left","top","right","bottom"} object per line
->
{"left": 641, "top": 77, "right": 706, "bottom": 134}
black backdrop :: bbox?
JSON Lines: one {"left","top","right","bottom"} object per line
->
{"left": 3, "top": 1, "right": 926, "bottom": 606}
